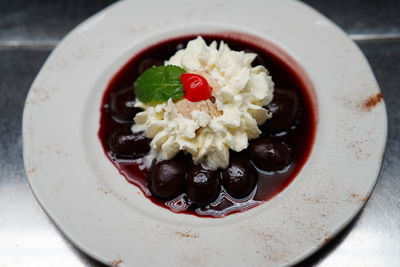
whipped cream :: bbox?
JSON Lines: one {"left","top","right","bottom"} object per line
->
{"left": 132, "top": 36, "right": 274, "bottom": 170}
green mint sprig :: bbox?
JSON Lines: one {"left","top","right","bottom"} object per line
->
{"left": 134, "top": 65, "right": 186, "bottom": 104}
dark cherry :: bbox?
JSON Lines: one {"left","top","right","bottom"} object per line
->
{"left": 175, "top": 42, "right": 185, "bottom": 50}
{"left": 149, "top": 158, "right": 186, "bottom": 199}
{"left": 108, "top": 126, "right": 150, "bottom": 159}
{"left": 109, "top": 88, "right": 142, "bottom": 123}
{"left": 186, "top": 165, "right": 221, "bottom": 206}
{"left": 244, "top": 48, "right": 265, "bottom": 67}
{"left": 137, "top": 57, "right": 164, "bottom": 75}
{"left": 222, "top": 154, "right": 257, "bottom": 198}
{"left": 262, "top": 88, "right": 300, "bottom": 133}
{"left": 249, "top": 137, "right": 291, "bottom": 171}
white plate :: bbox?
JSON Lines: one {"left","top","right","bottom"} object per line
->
{"left": 23, "top": 0, "right": 387, "bottom": 266}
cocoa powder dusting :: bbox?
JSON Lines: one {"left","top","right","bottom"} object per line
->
{"left": 111, "top": 259, "right": 123, "bottom": 267}
{"left": 362, "top": 93, "right": 383, "bottom": 111}
{"left": 175, "top": 231, "right": 199, "bottom": 239}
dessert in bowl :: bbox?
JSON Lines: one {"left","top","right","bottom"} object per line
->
{"left": 23, "top": 0, "right": 387, "bottom": 265}
{"left": 99, "top": 34, "right": 317, "bottom": 217}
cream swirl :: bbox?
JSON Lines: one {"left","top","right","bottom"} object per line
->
{"left": 132, "top": 36, "right": 274, "bottom": 169}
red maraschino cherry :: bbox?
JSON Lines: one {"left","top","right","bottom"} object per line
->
{"left": 180, "top": 73, "right": 212, "bottom": 102}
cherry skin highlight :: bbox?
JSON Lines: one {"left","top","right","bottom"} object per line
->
{"left": 181, "top": 73, "right": 212, "bottom": 102}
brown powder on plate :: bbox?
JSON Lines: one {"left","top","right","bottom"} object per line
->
{"left": 361, "top": 92, "right": 383, "bottom": 111}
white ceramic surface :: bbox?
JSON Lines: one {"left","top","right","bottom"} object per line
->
{"left": 23, "top": 0, "right": 387, "bottom": 266}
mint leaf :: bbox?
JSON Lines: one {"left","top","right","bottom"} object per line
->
{"left": 134, "top": 65, "right": 186, "bottom": 103}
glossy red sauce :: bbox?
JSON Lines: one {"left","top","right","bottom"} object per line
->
{"left": 98, "top": 33, "right": 317, "bottom": 217}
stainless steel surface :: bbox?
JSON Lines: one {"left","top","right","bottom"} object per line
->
{"left": 1, "top": 1, "right": 399, "bottom": 266}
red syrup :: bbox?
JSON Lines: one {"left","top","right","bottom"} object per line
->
{"left": 98, "top": 33, "right": 317, "bottom": 217}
